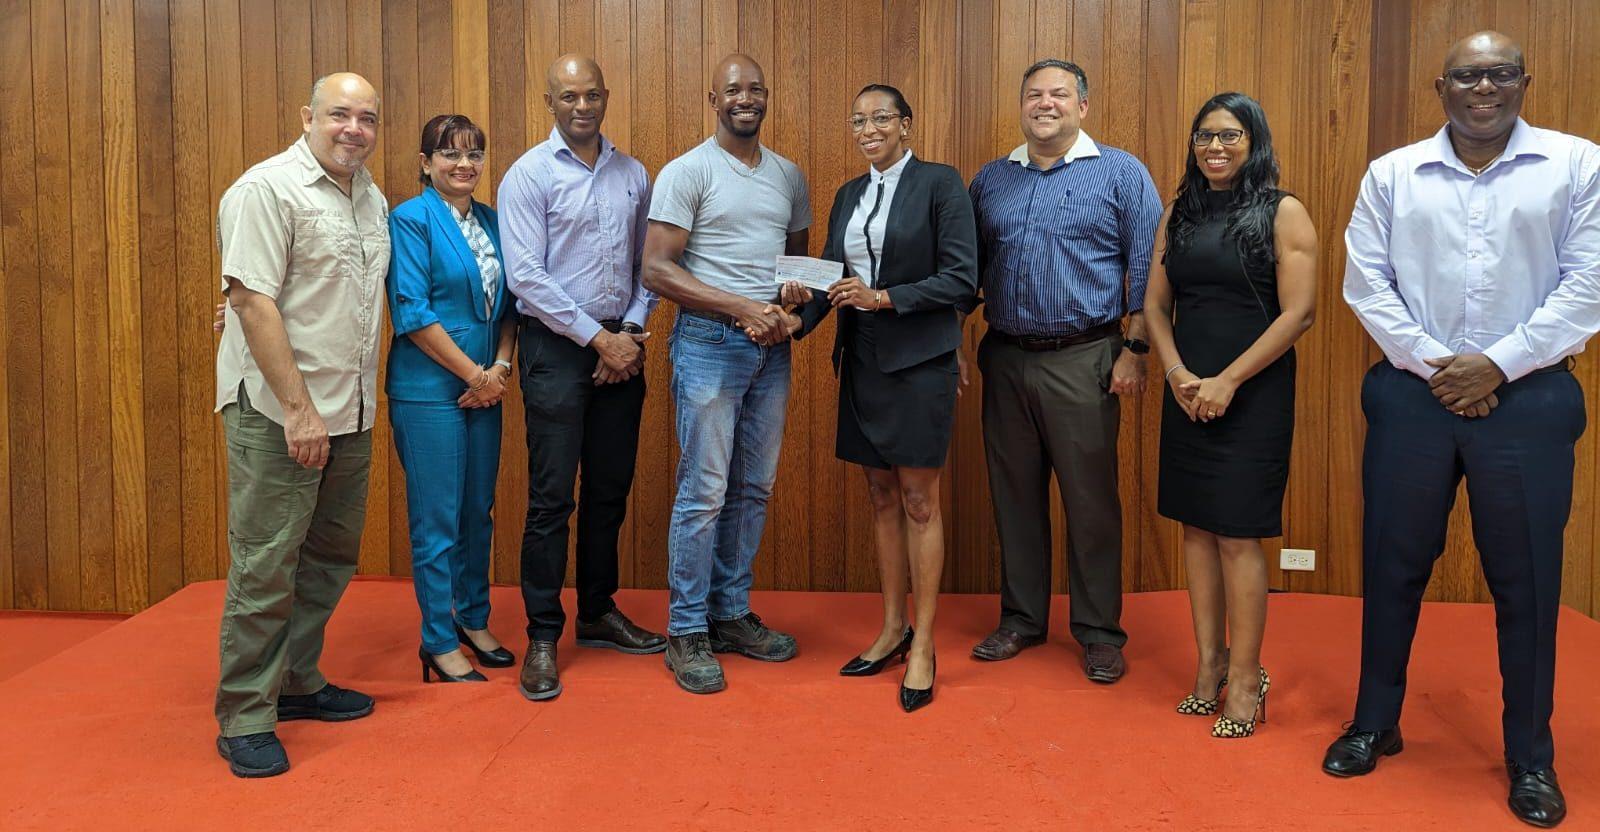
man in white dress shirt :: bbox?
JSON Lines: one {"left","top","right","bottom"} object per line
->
{"left": 1326, "top": 31, "right": 1600, "bottom": 828}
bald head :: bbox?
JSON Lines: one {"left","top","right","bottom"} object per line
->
{"left": 546, "top": 54, "right": 605, "bottom": 95}
{"left": 544, "top": 54, "right": 609, "bottom": 147}
{"left": 1443, "top": 30, "right": 1523, "bottom": 74}
{"left": 709, "top": 54, "right": 768, "bottom": 139}
{"left": 309, "top": 72, "right": 379, "bottom": 112}
{"left": 301, "top": 72, "right": 379, "bottom": 184}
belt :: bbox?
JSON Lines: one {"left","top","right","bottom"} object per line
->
{"left": 989, "top": 321, "right": 1122, "bottom": 352}
{"left": 522, "top": 315, "right": 624, "bottom": 334}
{"left": 1528, "top": 356, "right": 1576, "bottom": 377}
{"left": 678, "top": 308, "right": 738, "bottom": 327}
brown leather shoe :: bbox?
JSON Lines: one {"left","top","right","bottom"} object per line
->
{"left": 1084, "top": 643, "right": 1126, "bottom": 683}
{"left": 576, "top": 608, "right": 667, "bottom": 655}
{"left": 518, "top": 641, "right": 561, "bottom": 701}
{"left": 971, "top": 627, "right": 1045, "bottom": 661}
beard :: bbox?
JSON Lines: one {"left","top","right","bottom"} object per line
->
{"left": 722, "top": 108, "right": 764, "bottom": 137}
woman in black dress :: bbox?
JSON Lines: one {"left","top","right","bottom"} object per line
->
{"left": 1143, "top": 92, "right": 1318, "bottom": 738}
{"left": 781, "top": 84, "right": 978, "bottom": 712}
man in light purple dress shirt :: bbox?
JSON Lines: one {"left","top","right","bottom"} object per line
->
{"left": 498, "top": 55, "right": 667, "bottom": 703}
{"left": 1325, "top": 32, "right": 1600, "bottom": 828}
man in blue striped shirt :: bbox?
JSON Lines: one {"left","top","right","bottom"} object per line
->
{"left": 968, "top": 59, "right": 1162, "bottom": 683}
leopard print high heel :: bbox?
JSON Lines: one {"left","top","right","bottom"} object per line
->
{"left": 1176, "top": 672, "right": 1228, "bottom": 715}
{"left": 1211, "top": 666, "right": 1270, "bottom": 738}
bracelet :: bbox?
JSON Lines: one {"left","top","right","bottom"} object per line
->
{"left": 873, "top": 290, "right": 884, "bottom": 310}
{"left": 493, "top": 359, "right": 513, "bottom": 372}
{"left": 469, "top": 370, "right": 490, "bottom": 391}
{"left": 1164, "top": 363, "right": 1186, "bottom": 381}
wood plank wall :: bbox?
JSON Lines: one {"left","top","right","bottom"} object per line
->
{"left": 2, "top": 0, "right": 1597, "bottom": 615}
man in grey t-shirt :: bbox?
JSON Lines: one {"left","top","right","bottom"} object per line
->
{"left": 642, "top": 53, "right": 811, "bottom": 694}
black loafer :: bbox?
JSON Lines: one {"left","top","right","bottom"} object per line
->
{"left": 216, "top": 732, "right": 290, "bottom": 778}
{"left": 1507, "top": 763, "right": 1566, "bottom": 828}
{"left": 1322, "top": 725, "right": 1403, "bottom": 777}
{"left": 277, "top": 683, "right": 375, "bottom": 722}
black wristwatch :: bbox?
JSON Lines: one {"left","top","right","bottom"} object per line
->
{"left": 620, "top": 322, "right": 644, "bottom": 335}
{"left": 1123, "top": 338, "right": 1150, "bottom": 355}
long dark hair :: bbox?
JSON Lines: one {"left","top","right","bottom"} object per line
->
{"left": 1163, "top": 92, "right": 1281, "bottom": 275}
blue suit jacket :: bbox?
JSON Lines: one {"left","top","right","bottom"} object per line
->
{"left": 385, "top": 186, "right": 509, "bottom": 402}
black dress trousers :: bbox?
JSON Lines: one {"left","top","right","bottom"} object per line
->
{"left": 518, "top": 318, "right": 646, "bottom": 642}
{"left": 1352, "top": 360, "right": 1585, "bottom": 770}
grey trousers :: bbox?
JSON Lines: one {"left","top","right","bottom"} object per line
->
{"left": 216, "top": 388, "right": 372, "bottom": 737}
{"left": 978, "top": 332, "right": 1127, "bottom": 647}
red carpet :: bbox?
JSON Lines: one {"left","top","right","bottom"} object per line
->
{"left": 0, "top": 611, "right": 126, "bottom": 683}
{"left": 2, "top": 580, "right": 1597, "bottom": 831}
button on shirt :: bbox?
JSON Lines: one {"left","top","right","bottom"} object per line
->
{"left": 844, "top": 150, "right": 913, "bottom": 287}
{"left": 1344, "top": 119, "right": 1600, "bottom": 382}
{"left": 214, "top": 136, "right": 390, "bottom": 434}
{"left": 969, "top": 130, "right": 1162, "bottom": 337}
{"left": 499, "top": 127, "right": 655, "bottom": 346}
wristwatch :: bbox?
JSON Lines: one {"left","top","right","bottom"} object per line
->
{"left": 620, "top": 322, "right": 644, "bottom": 334}
{"left": 1123, "top": 338, "right": 1150, "bottom": 355}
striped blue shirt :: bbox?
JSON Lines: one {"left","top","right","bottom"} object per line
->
{"left": 969, "top": 131, "right": 1162, "bottom": 336}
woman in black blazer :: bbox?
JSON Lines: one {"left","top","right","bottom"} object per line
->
{"left": 785, "top": 84, "right": 978, "bottom": 712}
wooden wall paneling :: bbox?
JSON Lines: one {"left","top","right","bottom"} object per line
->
{"left": 134, "top": 0, "right": 184, "bottom": 605}
{"left": 416, "top": 0, "right": 455, "bottom": 128}
{"left": 1324, "top": 0, "right": 1375, "bottom": 599}
{"left": 383, "top": 0, "right": 420, "bottom": 577}
{"left": 1214, "top": 0, "right": 1260, "bottom": 92}
{"left": 803, "top": 0, "right": 847, "bottom": 592}
{"left": 1035, "top": 0, "right": 1069, "bottom": 57}
{"left": 277, "top": 0, "right": 315, "bottom": 148}
{"left": 701, "top": 0, "right": 736, "bottom": 138}
{"left": 1, "top": 0, "right": 44, "bottom": 609}
{"left": 561, "top": 0, "right": 598, "bottom": 55}
{"left": 1140, "top": 0, "right": 1183, "bottom": 591}
{"left": 102, "top": 0, "right": 150, "bottom": 611}
{"left": 951, "top": 0, "right": 995, "bottom": 594}
{"left": 31, "top": 0, "right": 82, "bottom": 609}
{"left": 627, "top": 0, "right": 673, "bottom": 589}
{"left": 238, "top": 0, "right": 280, "bottom": 204}
{"left": 597, "top": 0, "right": 637, "bottom": 586}
{"left": 171, "top": 0, "right": 218, "bottom": 587}
{"left": 313, "top": 0, "right": 350, "bottom": 76}
{"left": 836, "top": 0, "right": 883, "bottom": 593}
{"left": 487, "top": 0, "right": 526, "bottom": 587}
{"left": 69, "top": 0, "right": 115, "bottom": 610}
{"left": 1561, "top": 0, "right": 1596, "bottom": 617}
{"left": 0, "top": 11, "right": 11, "bottom": 609}
{"left": 523, "top": 0, "right": 558, "bottom": 143}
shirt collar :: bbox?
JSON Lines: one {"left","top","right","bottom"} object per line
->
{"left": 869, "top": 149, "right": 914, "bottom": 184}
{"left": 293, "top": 135, "right": 371, "bottom": 190}
{"left": 549, "top": 125, "right": 615, "bottom": 169}
{"left": 1007, "top": 129, "right": 1101, "bottom": 170}
{"left": 1418, "top": 117, "right": 1547, "bottom": 174}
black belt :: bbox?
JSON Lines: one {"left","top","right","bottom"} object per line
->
{"left": 522, "top": 315, "right": 623, "bottom": 334}
{"left": 989, "top": 321, "right": 1122, "bottom": 352}
{"left": 1528, "top": 356, "right": 1576, "bottom": 377}
{"left": 678, "top": 308, "right": 738, "bottom": 327}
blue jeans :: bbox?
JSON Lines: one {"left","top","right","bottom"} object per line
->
{"left": 666, "top": 314, "right": 792, "bottom": 635}
{"left": 389, "top": 399, "right": 502, "bottom": 655}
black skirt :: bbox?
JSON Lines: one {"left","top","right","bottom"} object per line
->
{"left": 836, "top": 312, "right": 959, "bottom": 470}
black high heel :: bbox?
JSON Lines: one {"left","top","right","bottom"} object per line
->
{"left": 839, "top": 628, "right": 914, "bottom": 676}
{"left": 456, "top": 624, "right": 515, "bottom": 668}
{"left": 420, "top": 647, "right": 487, "bottom": 683}
{"left": 899, "top": 653, "right": 936, "bottom": 713}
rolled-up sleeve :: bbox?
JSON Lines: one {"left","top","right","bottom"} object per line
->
{"left": 385, "top": 210, "right": 440, "bottom": 336}
{"left": 1342, "top": 162, "right": 1453, "bottom": 378}
{"left": 218, "top": 181, "right": 291, "bottom": 299}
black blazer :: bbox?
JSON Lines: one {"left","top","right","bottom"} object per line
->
{"left": 795, "top": 156, "right": 979, "bottom": 374}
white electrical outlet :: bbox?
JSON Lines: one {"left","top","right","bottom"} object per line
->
{"left": 1280, "top": 548, "right": 1316, "bottom": 571}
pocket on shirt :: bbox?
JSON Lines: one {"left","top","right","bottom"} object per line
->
{"left": 1052, "top": 199, "right": 1116, "bottom": 240}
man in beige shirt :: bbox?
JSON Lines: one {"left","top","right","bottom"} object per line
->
{"left": 212, "top": 72, "right": 389, "bottom": 779}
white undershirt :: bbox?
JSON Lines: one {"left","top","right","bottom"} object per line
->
{"left": 843, "top": 150, "right": 913, "bottom": 288}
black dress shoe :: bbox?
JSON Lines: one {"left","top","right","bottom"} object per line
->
{"left": 899, "top": 654, "right": 936, "bottom": 713}
{"left": 576, "top": 608, "right": 668, "bottom": 655}
{"left": 518, "top": 641, "right": 562, "bottom": 701}
{"left": 1322, "top": 725, "right": 1404, "bottom": 777}
{"left": 1507, "top": 763, "right": 1566, "bottom": 828}
{"left": 456, "top": 624, "right": 515, "bottom": 667}
{"left": 420, "top": 647, "right": 487, "bottom": 683}
{"left": 277, "top": 683, "right": 375, "bottom": 722}
{"left": 840, "top": 629, "right": 913, "bottom": 676}
{"left": 216, "top": 732, "right": 290, "bottom": 778}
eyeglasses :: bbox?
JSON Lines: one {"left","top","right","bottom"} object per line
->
{"left": 1191, "top": 129, "right": 1246, "bottom": 147}
{"left": 434, "top": 148, "right": 486, "bottom": 164}
{"left": 847, "top": 112, "right": 904, "bottom": 132}
{"left": 1444, "top": 64, "right": 1525, "bottom": 89}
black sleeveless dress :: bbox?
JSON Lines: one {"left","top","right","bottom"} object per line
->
{"left": 1157, "top": 189, "right": 1295, "bottom": 538}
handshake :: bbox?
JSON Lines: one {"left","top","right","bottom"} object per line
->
{"left": 738, "top": 298, "right": 804, "bottom": 346}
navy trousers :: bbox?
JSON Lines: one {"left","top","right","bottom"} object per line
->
{"left": 1352, "top": 360, "right": 1585, "bottom": 770}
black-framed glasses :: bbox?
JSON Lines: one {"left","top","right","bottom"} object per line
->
{"left": 1445, "top": 64, "right": 1525, "bottom": 89}
{"left": 434, "top": 148, "right": 486, "bottom": 164}
{"left": 1192, "top": 129, "right": 1246, "bottom": 147}
{"left": 847, "top": 111, "right": 903, "bottom": 132}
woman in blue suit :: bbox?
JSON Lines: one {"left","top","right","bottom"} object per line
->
{"left": 387, "top": 114, "right": 517, "bottom": 682}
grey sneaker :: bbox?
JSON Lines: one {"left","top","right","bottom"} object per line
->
{"left": 664, "top": 633, "right": 726, "bottom": 694}
{"left": 708, "top": 612, "right": 798, "bottom": 662}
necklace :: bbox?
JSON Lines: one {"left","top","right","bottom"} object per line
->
{"left": 1465, "top": 156, "right": 1497, "bottom": 176}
